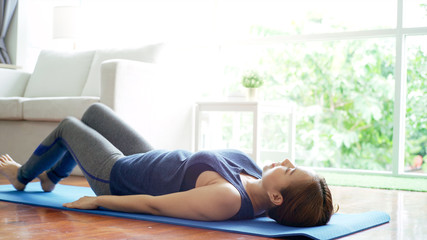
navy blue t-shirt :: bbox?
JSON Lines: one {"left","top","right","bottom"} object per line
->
{"left": 109, "top": 149, "right": 262, "bottom": 220}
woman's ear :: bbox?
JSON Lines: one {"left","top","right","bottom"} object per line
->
{"left": 267, "top": 191, "right": 283, "bottom": 206}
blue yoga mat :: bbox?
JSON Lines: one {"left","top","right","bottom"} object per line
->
{"left": 0, "top": 183, "right": 389, "bottom": 240}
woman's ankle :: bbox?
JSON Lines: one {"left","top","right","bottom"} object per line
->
{"left": 38, "top": 172, "right": 56, "bottom": 192}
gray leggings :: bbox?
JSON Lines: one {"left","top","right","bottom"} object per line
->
{"left": 17, "top": 103, "right": 153, "bottom": 195}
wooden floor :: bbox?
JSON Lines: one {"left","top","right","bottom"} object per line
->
{"left": 1, "top": 175, "right": 426, "bottom": 240}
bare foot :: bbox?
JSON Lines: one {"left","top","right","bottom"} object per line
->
{"left": 38, "top": 171, "right": 56, "bottom": 192}
{"left": 0, "top": 154, "right": 26, "bottom": 191}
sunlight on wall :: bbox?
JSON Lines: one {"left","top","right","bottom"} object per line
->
{"left": 17, "top": 0, "right": 217, "bottom": 69}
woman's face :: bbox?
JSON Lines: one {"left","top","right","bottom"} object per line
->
{"left": 262, "top": 159, "right": 315, "bottom": 191}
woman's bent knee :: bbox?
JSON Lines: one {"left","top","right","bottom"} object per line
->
{"left": 57, "top": 117, "right": 85, "bottom": 134}
{"left": 60, "top": 116, "right": 80, "bottom": 126}
{"left": 82, "top": 103, "right": 110, "bottom": 123}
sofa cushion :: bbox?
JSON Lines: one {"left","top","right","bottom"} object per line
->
{"left": 81, "top": 43, "right": 164, "bottom": 96}
{"left": 24, "top": 50, "right": 95, "bottom": 97}
{"left": 0, "top": 69, "right": 31, "bottom": 97}
{"left": 22, "top": 97, "right": 100, "bottom": 121}
{"left": 0, "top": 97, "right": 25, "bottom": 119}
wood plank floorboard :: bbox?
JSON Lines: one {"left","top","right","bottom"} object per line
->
{"left": 1, "top": 175, "right": 426, "bottom": 239}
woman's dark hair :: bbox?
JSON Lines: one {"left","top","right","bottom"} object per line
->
{"left": 268, "top": 175, "right": 334, "bottom": 227}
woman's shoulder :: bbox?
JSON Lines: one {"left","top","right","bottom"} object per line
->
{"left": 198, "top": 178, "right": 242, "bottom": 214}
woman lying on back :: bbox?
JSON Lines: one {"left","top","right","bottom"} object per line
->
{"left": 0, "top": 103, "right": 334, "bottom": 227}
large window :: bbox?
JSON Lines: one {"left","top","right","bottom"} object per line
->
{"left": 213, "top": 0, "right": 427, "bottom": 176}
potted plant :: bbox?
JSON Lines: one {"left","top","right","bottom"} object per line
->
{"left": 241, "top": 71, "right": 264, "bottom": 100}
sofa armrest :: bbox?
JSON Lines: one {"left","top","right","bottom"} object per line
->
{"left": 100, "top": 59, "right": 158, "bottom": 110}
{"left": 0, "top": 68, "right": 31, "bottom": 97}
{"left": 99, "top": 59, "right": 195, "bottom": 150}
{"left": 100, "top": 59, "right": 160, "bottom": 128}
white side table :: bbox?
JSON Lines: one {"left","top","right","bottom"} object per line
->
{"left": 194, "top": 101, "right": 295, "bottom": 163}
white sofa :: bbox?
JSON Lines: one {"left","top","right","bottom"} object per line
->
{"left": 0, "top": 44, "right": 168, "bottom": 174}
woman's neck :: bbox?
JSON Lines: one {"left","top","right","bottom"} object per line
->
{"left": 241, "top": 175, "right": 272, "bottom": 216}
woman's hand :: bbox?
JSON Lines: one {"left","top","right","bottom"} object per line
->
{"left": 63, "top": 196, "right": 99, "bottom": 209}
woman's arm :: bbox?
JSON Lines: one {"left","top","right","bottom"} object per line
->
{"left": 63, "top": 195, "right": 156, "bottom": 213}
{"left": 63, "top": 183, "right": 241, "bottom": 221}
